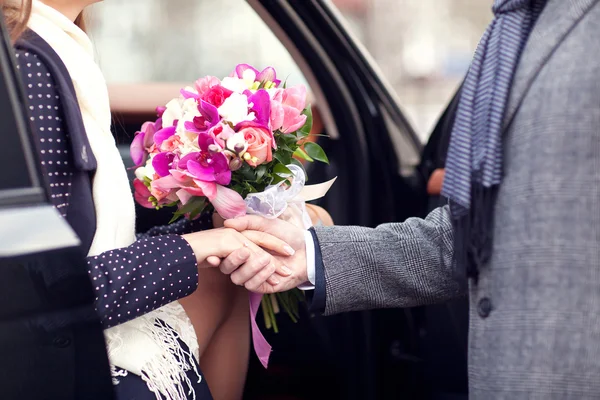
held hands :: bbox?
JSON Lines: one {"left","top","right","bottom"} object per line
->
{"left": 181, "top": 226, "right": 294, "bottom": 292}
{"left": 222, "top": 216, "right": 309, "bottom": 294}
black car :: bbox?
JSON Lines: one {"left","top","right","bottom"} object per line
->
{"left": 3, "top": 0, "right": 469, "bottom": 398}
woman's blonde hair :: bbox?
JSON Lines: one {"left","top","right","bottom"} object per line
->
{"left": 2, "top": 0, "right": 86, "bottom": 42}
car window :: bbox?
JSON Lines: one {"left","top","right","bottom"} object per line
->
{"left": 88, "top": 0, "right": 309, "bottom": 88}
{"left": 330, "top": 0, "right": 492, "bottom": 142}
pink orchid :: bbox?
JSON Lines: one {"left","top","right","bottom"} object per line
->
{"left": 210, "top": 123, "right": 235, "bottom": 148}
{"left": 234, "top": 64, "right": 281, "bottom": 86}
{"left": 245, "top": 89, "right": 271, "bottom": 128}
{"left": 178, "top": 133, "right": 232, "bottom": 186}
{"left": 210, "top": 184, "right": 246, "bottom": 219}
{"left": 133, "top": 179, "right": 154, "bottom": 209}
{"left": 183, "top": 100, "right": 219, "bottom": 134}
{"left": 130, "top": 118, "right": 162, "bottom": 167}
{"left": 152, "top": 152, "right": 176, "bottom": 177}
{"left": 165, "top": 169, "right": 244, "bottom": 219}
{"left": 149, "top": 174, "right": 181, "bottom": 202}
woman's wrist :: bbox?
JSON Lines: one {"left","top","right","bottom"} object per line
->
{"left": 181, "top": 231, "right": 209, "bottom": 263}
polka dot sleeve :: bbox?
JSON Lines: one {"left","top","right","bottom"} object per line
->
{"left": 17, "top": 49, "right": 200, "bottom": 328}
{"left": 88, "top": 235, "right": 199, "bottom": 328}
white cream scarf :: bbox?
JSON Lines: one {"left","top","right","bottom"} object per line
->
{"left": 28, "top": 2, "right": 200, "bottom": 399}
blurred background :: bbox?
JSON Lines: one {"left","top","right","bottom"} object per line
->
{"left": 88, "top": 0, "right": 491, "bottom": 142}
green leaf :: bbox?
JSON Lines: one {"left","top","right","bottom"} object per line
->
{"left": 273, "top": 163, "right": 293, "bottom": 178}
{"left": 243, "top": 181, "right": 259, "bottom": 193}
{"left": 299, "top": 106, "right": 313, "bottom": 135}
{"left": 304, "top": 142, "right": 329, "bottom": 164}
{"left": 238, "top": 163, "right": 257, "bottom": 182}
{"left": 274, "top": 152, "right": 292, "bottom": 166}
{"left": 278, "top": 141, "right": 295, "bottom": 153}
{"left": 179, "top": 197, "right": 206, "bottom": 215}
{"left": 293, "top": 147, "right": 314, "bottom": 162}
{"left": 283, "top": 133, "right": 299, "bottom": 146}
{"left": 189, "top": 201, "right": 208, "bottom": 220}
{"left": 168, "top": 213, "right": 183, "bottom": 224}
{"left": 255, "top": 165, "right": 268, "bottom": 182}
{"left": 169, "top": 197, "right": 206, "bottom": 223}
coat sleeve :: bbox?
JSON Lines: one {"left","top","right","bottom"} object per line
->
{"left": 313, "top": 205, "right": 465, "bottom": 315}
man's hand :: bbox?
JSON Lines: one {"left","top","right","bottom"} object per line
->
{"left": 223, "top": 215, "right": 309, "bottom": 294}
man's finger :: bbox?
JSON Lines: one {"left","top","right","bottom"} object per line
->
{"left": 244, "top": 263, "right": 280, "bottom": 293}
{"left": 224, "top": 215, "right": 271, "bottom": 232}
{"left": 241, "top": 230, "right": 295, "bottom": 256}
{"left": 230, "top": 253, "right": 272, "bottom": 286}
{"left": 219, "top": 247, "right": 251, "bottom": 275}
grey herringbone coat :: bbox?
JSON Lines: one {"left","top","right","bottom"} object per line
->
{"left": 314, "top": 0, "right": 600, "bottom": 398}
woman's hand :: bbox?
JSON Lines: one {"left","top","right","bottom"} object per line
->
{"left": 181, "top": 228, "right": 294, "bottom": 290}
{"left": 204, "top": 213, "right": 226, "bottom": 267}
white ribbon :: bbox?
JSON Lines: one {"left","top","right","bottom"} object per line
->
{"left": 244, "top": 164, "right": 336, "bottom": 229}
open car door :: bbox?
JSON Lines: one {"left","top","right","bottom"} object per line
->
{"left": 247, "top": 1, "right": 468, "bottom": 399}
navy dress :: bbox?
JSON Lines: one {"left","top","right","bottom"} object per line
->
{"left": 15, "top": 33, "right": 213, "bottom": 399}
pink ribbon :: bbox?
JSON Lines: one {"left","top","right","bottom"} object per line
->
{"left": 249, "top": 292, "right": 271, "bottom": 368}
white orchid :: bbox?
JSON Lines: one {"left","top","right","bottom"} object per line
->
{"left": 135, "top": 156, "right": 156, "bottom": 181}
{"left": 217, "top": 92, "right": 255, "bottom": 126}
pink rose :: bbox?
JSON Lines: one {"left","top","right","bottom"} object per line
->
{"left": 240, "top": 125, "right": 273, "bottom": 167}
{"left": 194, "top": 76, "right": 220, "bottom": 96}
{"left": 273, "top": 84, "right": 308, "bottom": 133}
{"left": 201, "top": 85, "right": 233, "bottom": 108}
{"left": 160, "top": 135, "right": 182, "bottom": 153}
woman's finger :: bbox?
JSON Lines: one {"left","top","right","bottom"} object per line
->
{"left": 244, "top": 263, "right": 280, "bottom": 292}
{"left": 205, "top": 256, "right": 221, "bottom": 267}
{"left": 243, "top": 240, "right": 292, "bottom": 278}
{"left": 241, "top": 230, "right": 295, "bottom": 257}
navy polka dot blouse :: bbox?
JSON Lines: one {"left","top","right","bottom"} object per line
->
{"left": 15, "top": 49, "right": 212, "bottom": 328}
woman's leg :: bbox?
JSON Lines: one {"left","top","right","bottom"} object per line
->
{"left": 199, "top": 284, "right": 249, "bottom": 400}
{"left": 178, "top": 268, "right": 250, "bottom": 400}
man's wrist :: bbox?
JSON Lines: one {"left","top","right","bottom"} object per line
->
{"left": 297, "top": 230, "right": 315, "bottom": 290}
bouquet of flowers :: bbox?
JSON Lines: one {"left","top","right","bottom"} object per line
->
{"left": 129, "top": 64, "right": 329, "bottom": 335}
